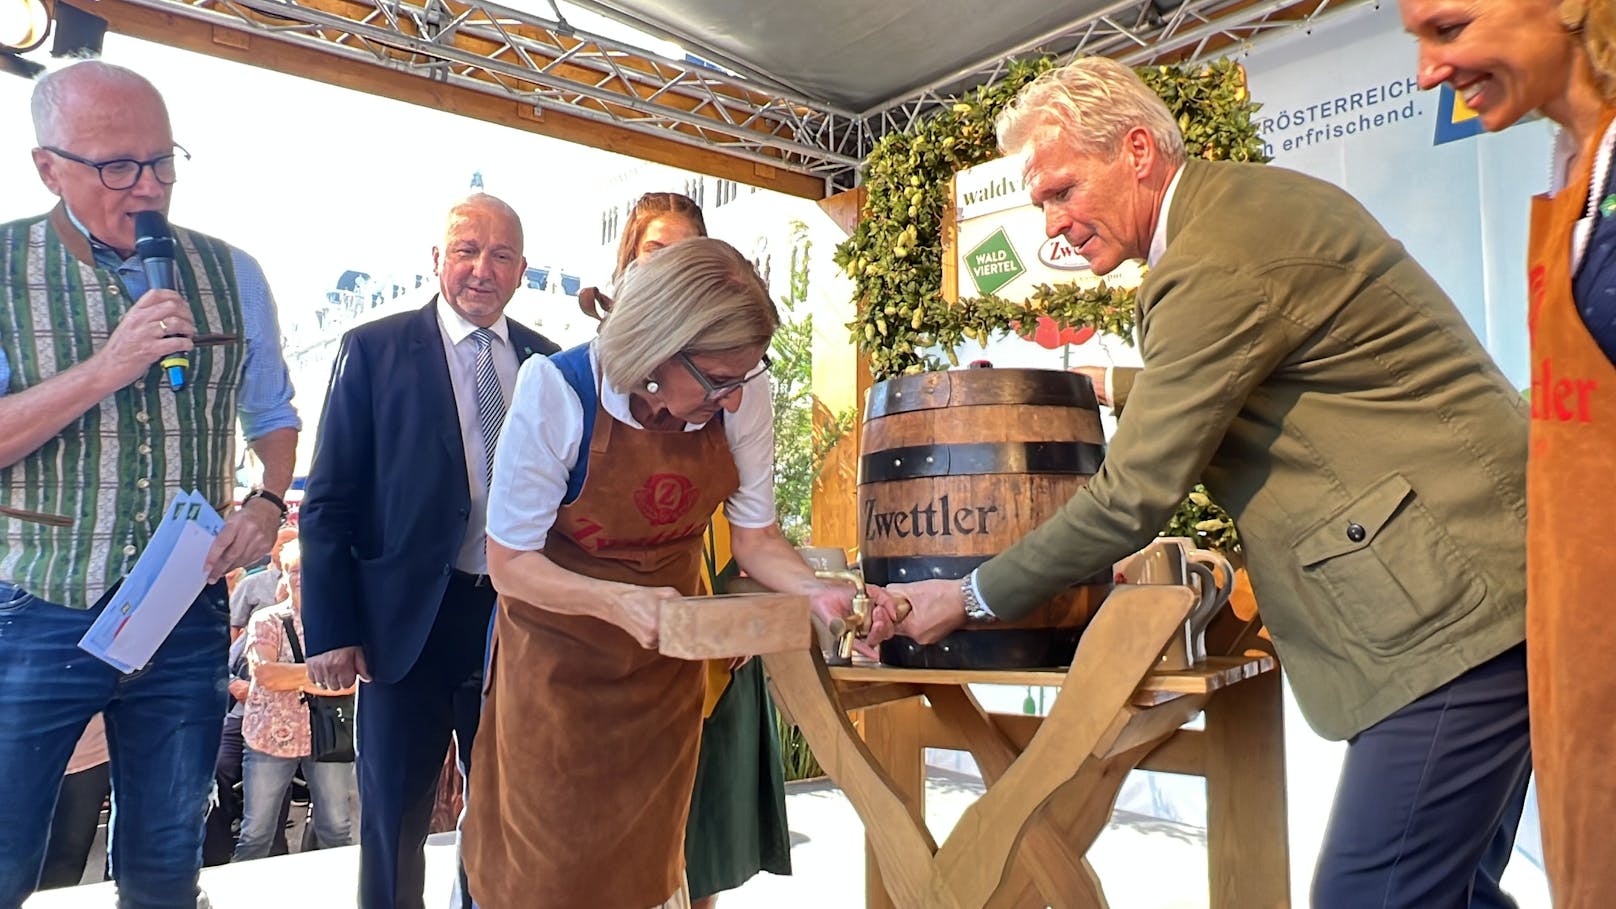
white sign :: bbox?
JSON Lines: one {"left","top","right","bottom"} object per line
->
{"left": 953, "top": 153, "right": 1029, "bottom": 222}
{"left": 1037, "top": 237, "right": 1090, "bottom": 271}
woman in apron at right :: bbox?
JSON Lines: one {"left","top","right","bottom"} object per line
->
{"left": 1401, "top": 1, "right": 1616, "bottom": 903}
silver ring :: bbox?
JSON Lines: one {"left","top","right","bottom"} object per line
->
{"left": 158, "top": 319, "right": 168, "bottom": 333}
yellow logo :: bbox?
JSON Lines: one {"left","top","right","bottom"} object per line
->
{"left": 1433, "top": 85, "right": 1484, "bottom": 145}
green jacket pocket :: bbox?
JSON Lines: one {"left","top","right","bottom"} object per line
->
{"left": 1294, "top": 473, "right": 1486, "bottom": 655}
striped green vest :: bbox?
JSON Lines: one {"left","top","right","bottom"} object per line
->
{"left": 0, "top": 211, "right": 245, "bottom": 607}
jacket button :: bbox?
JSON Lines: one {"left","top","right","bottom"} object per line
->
{"left": 1346, "top": 522, "right": 1367, "bottom": 543}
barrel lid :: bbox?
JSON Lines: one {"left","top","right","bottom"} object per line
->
{"left": 866, "top": 368, "right": 1098, "bottom": 418}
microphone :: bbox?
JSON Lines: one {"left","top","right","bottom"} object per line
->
{"left": 134, "top": 210, "right": 187, "bottom": 393}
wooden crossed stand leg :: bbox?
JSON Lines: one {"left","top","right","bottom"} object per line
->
{"left": 762, "top": 585, "right": 1288, "bottom": 909}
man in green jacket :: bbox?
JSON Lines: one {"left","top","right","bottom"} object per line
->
{"left": 891, "top": 57, "right": 1529, "bottom": 908}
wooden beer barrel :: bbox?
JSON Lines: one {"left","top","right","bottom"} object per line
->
{"left": 859, "top": 368, "right": 1111, "bottom": 669}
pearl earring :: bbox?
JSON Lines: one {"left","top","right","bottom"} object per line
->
{"left": 644, "top": 379, "right": 660, "bottom": 394}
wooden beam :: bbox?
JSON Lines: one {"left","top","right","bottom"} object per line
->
{"left": 93, "top": 0, "right": 828, "bottom": 199}
{"left": 836, "top": 681, "right": 925, "bottom": 712}
{"left": 1204, "top": 664, "right": 1290, "bottom": 908}
{"left": 1135, "top": 727, "right": 1207, "bottom": 776}
{"left": 810, "top": 185, "right": 873, "bottom": 555}
{"left": 656, "top": 593, "right": 810, "bottom": 660}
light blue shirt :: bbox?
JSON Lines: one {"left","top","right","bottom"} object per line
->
{"left": 0, "top": 209, "right": 300, "bottom": 440}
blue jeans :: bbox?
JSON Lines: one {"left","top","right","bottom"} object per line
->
{"left": 0, "top": 580, "right": 228, "bottom": 909}
{"left": 234, "top": 745, "right": 357, "bottom": 859}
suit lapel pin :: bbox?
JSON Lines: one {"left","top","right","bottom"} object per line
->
{"left": 1601, "top": 194, "right": 1616, "bottom": 219}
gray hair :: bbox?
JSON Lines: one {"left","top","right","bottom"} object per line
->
{"left": 996, "top": 57, "right": 1186, "bottom": 166}
{"left": 598, "top": 237, "right": 778, "bottom": 394}
{"left": 445, "top": 193, "right": 525, "bottom": 253}
{"left": 31, "top": 60, "right": 166, "bottom": 147}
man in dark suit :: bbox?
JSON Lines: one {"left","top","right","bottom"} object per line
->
{"left": 892, "top": 58, "right": 1530, "bottom": 908}
{"left": 299, "top": 193, "right": 558, "bottom": 909}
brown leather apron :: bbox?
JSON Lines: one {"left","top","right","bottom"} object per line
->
{"left": 464, "top": 394, "right": 739, "bottom": 908}
{"left": 1526, "top": 108, "right": 1616, "bottom": 909}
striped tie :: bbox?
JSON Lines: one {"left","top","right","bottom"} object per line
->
{"left": 471, "top": 328, "right": 506, "bottom": 483}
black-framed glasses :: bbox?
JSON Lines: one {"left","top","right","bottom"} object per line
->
{"left": 41, "top": 144, "right": 190, "bottom": 190}
{"left": 676, "top": 352, "right": 772, "bottom": 402}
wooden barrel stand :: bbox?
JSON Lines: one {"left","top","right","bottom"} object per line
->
{"left": 762, "top": 585, "right": 1290, "bottom": 909}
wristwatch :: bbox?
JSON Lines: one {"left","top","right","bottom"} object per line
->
{"left": 241, "top": 487, "right": 289, "bottom": 525}
{"left": 960, "top": 573, "right": 997, "bottom": 623}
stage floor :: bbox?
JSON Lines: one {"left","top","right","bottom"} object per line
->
{"left": 22, "top": 769, "right": 1549, "bottom": 908}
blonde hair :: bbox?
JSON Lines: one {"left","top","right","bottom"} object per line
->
{"left": 597, "top": 237, "right": 777, "bottom": 394}
{"left": 613, "top": 192, "right": 707, "bottom": 282}
{"left": 996, "top": 57, "right": 1186, "bottom": 166}
{"left": 1583, "top": 0, "right": 1616, "bottom": 96}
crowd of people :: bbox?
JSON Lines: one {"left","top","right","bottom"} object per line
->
{"left": 0, "top": 4, "right": 1612, "bottom": 904}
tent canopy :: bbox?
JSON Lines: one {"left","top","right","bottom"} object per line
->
{"left": 564, "top": 0, "right": 1109, "bottom": 113}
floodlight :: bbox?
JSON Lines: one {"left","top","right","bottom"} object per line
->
{"left": 0, "top": 0, "right": 50, "bottom": 53}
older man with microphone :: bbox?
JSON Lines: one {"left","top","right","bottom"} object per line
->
{"left": 0, "top": 60, "right": 298, "bottom": 907}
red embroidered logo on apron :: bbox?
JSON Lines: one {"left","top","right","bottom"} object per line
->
{"left": 634, "top": 473, "right": 699, "bottom": 525}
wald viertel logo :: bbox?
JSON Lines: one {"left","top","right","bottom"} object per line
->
{"left": 965, "top": 228, "right": 1025, "bottom": 295}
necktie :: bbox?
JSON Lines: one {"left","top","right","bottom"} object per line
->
{"left": 471, "top": 328, "right": 506, "bottom": 483}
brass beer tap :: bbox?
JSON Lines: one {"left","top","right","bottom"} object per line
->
{"left": 814, "top": 568, "right": 910, "bottom": 661}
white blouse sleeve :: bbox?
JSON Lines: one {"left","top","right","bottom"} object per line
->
{"left": 486, "top": 355, "right": 585, "bottom": 551}
{"left": 722, "top": 373, "right": 778, "bottom": 528}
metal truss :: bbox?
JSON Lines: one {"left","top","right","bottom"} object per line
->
{"left": 863, "top": 0, "right": 1367, "bottom": 141}
{"left": 112, "top": 0, "right": 869, "bottom": 181}
{"left": 114, "top": 0, "right": 1361, "bottom": 193}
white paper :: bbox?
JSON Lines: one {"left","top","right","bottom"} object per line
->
{"left": 79, "top": 490, "right": 224, "bottom": 673}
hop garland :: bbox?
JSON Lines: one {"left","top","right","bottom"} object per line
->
{"left": 832, "top": 57, "right": 1266, "bottom": 553}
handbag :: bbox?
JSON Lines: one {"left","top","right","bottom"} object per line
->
{"left": 281, "top": 615, "right": 357, "bottom": 763}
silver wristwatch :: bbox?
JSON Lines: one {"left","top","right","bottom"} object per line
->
{"left": 960, "top": 573, "right": 997, "bottom": 623}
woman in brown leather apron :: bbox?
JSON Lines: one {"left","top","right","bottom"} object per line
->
{"left": 606, "top": 192, "right": 794, "bottom": 909}
{"left": 1403, "top": 2, "right": 1616, "bottom": 902}
{"left": 462, "top": 237, "right": 899, "bottom": 908}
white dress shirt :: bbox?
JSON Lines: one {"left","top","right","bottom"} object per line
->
{"left": 487, "top": 340, "right": 777, "bottom": 553}
{"left": 437, "top": 300, "right": 519, "bottom": 574}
